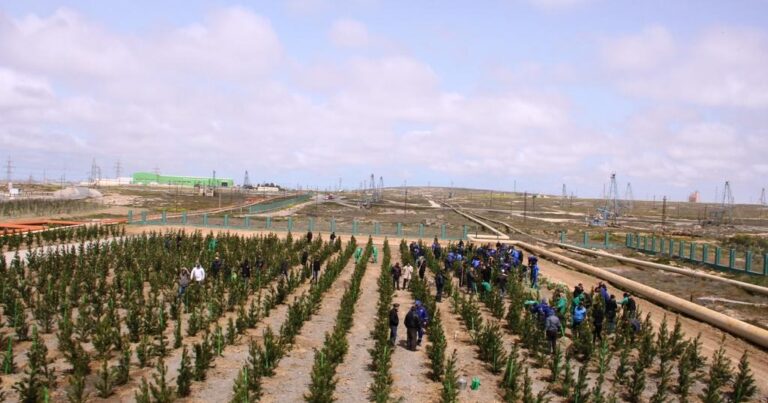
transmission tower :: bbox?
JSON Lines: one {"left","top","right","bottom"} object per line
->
{"left": 89, "top": 158, "right": 102, "bottom": 185}
{"left": 624, "top": 182, "right": 634, "bottom": 213}
{"left": 719, "top": 181, "right": 735, "bottom": 224}
{"left": 760, "top": 188, "right": 766, "bottom": 206}
{"left": 114, "top": 160, "right": 122, "bottom": 179}
{"left": 243, "top": 170, "right": 252, "bottom": 188}
{"left": 5, "top": 157, "right": 13, "bottom": 185}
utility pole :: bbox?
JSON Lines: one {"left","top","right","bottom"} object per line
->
{"left": 760, "top": 187, "right": 766, "bottom": 206}
{"left": 523, "top": 191, "right": 528, "bottom": 223}
{"left": 404, "top": 181, "right": 408, "bottom": 217}
{"left": 662, "top": 196, "right": 668, "bottom": 229}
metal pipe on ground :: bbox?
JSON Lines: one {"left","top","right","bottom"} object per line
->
{"left": 514, "top": 240, "right": 768, "bottom": 349}
{"left": 469, "top": 211, "right": 768, "bottom": 298}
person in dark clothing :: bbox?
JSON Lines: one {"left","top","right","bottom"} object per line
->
{"left": 605, "top": 294, "right": 618, "bottom": 334}
{"left": 211, "top": 254, "right": 222, "bottom": 278}
{"left": 176, "top": 234, "right": 183, "bottom": 250}
{"left": 391, "top": 263, "right": 402, "bottom": 290}
{"left": 435, "top": 271, "right": 445, "bottom": 302}
{"left": 545, "top": 312, "right": 561, "bottom": 354}
{"left": 573, "top": 283, "right": 584, "bottom": 299}
{"left": 620, "top": 292, "right": 637, "bottom": 319}
{"left": 280, "top": 259, "right": 289, "bottom": 280}
{"left": 306, "top": 231, "right": 313, "bottom": 243}
{"left": 301, "top": 250, "right": 309, "bottom": 268}
{"left": 418, "top": 259, "right": 427, "bottom": 280}
{"left": 240, "top": 260, "right": 251, "bottom": 281}
{"left": 389, "top": 303, "right": 400, "bottom": 346}
{"left": 592, "top": 305, "right": 604, "bottom": 343}
{"left": 312, "top": 259, "right": 321, "bottom": 283}
{"left": 329, "top": 232, "right": 336, "bottom": 243}
{"left": 404, "top": 306, "right": 420, "bottom": 351}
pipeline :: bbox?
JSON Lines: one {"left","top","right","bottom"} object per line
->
{"left": 465, "top": 210, "right": 768, "bottom": 298}
{"left": 514, "top": 240, "right": 768, "bottom": 349}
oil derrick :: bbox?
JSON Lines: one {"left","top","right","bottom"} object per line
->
{"left": 560, "top": 184, "right": 567, "bottom": 207}
{"left": 243, "top": 170, "right": 252, "bottom": 189}
{"left": 605, "top": 173, "right": 621, "bottom": 224}
{"left": 623, "top": 182, "right": 634, "bottom": 214}
{"left": 709, "top": 180, "right": 734, "bottom": 225}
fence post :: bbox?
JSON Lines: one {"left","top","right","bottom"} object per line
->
{"left": 223, "top": 215, "right": 229, "bottom": 228}
{"left": 679, "top": 240, "right": 684, "bottom": 258}
{"left": 745, "top": 251, "right": 752, "bottom": 273}
{"left": 161, "top": 210, "right": 167, "bottom": 225}
{"left": 583, "top": 232, "right": 589, "bottom": 247}
{"left": 287, "top": 217, "right": 293, "bottom": 232}
{"left": 715, "top": 247, "right": 721, "bottom": 266}
{"left": 141, "top": 211, "right": 148, "bottom": 225}
{"left": 181, "top": 211, "right": 187, "bottom": 225}
{"left": 635, "top": 234, "right": 640, "bottom": 248}
{"left": 419, "top": 224, "right": 424, "bottom": 238}
{"left": 729, "top": 249, "right": 736, "bottom": 270}
{"left": 643, "top": 236, "right": 648, "bottom": 251}
{"left": 441, "top": 224, "right": 447, "bottom": 240}
{"left": 764, "top": 253, "right": 768, "bottom": 276}
{"left": 266, "top": 217, "right": 272, "bottom": 229}
{"left": 702, "top": 244, "right": 709, "bottom": 263}
{"left": 202, "top": 213, "right": 208, "bottom": 226}
{"left": 625, "top": 233, "right": 630, "bottom": 247}
{"left": 604, "top": 232, "right": 610, "bottom": 247}
{"left": 651, "top": 236, "right": 656, "bottom": 253}
{"left": 689, "top": 242, "right": 696, "bottom": 261}
{"left": 397, "top": 223, "right": 403, "bottom": 237}
{"left": 462, "top": 225, "right": 468, "bottom": 240}
{"left": 660, "top": 237, "right": 665, "bottom": 254}
{"left": 244, "top": 216, "right": 250, "bottom": 228}
{"left": 127, "top": 210, "right": 133, "bottom": 224}
{"left": 563, "top": 231, "right": 568, "bottom": 244}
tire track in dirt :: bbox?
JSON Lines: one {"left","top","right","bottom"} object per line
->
{"left": 256, "top": 256, "right": 360, "bottom": 403}
{"left": 388, "top": 249, "right": 441, "bottom": 402}
{"left": 333, "top": 255, "right": 381, "bottom": 402}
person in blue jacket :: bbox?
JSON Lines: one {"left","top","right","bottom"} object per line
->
{"left": 529, "top": 256, "right": 540, "bottom": 289}
{"left": 415, "top": 300, "right": 429, "bottom": 346}
{"left": 572, "top": 302, "right": 587, "bottom": 337}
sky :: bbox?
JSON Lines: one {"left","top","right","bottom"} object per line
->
{"left": 0, "top": 0, "right": 767, "bottom": 202}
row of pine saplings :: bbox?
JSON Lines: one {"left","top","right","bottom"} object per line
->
{"left": 443, "top": 244, "right": 758, "bottom": 403}
{"left": 227, "top": 238, "right": 365, "bottom": 402}
{"left": 1, "top": 231, "right": 333, "bottom": 401}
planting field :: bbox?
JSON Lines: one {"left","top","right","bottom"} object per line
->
{"left": 1, "top": 191, "right": 768, "bottom": 402}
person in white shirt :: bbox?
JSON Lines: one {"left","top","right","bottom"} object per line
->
{"left": 402, "top": 263, "right": 414, "bottom": 290}
{"left": 191, "top": 262, "right": 206, "bottom": 283}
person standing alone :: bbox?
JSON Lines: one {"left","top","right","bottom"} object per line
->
{"left": 389, "top": 303, "right": 399, "bottom": 346}
{"left": 405, "top": 305, "right": 420, "bottom": 351}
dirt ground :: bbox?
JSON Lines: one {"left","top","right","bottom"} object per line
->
{"left": 532, "top": 254, "right": 768, "bottom": 399}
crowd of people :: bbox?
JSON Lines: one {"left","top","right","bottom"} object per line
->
{"left": 388, "top": 238, "right": 641, "bottom": 355}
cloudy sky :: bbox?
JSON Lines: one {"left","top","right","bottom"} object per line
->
{"left": 1, "top": 0, "right": 767, "bottom": 202}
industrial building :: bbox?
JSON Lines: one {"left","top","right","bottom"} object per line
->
{"left": 132, "top": 172, "right": 234, "bottom": 187}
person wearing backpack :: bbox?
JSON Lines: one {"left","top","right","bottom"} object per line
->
{"left": 544, "top": 311, "right": 561, "bottom": 354}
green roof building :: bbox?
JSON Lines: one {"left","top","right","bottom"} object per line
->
{"left": 132, "top": 172, "right": 234, "bottom": 187}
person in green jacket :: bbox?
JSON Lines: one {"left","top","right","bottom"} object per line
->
{"left": 354, "top": 247, "right": 363, "bottom": 263}
{"left": 555, "top": 292, "right": 568, "bottom": 336}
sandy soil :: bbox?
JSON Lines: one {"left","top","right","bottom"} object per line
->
{"left": 257, "top": 257, "right": 359, "bottom": 403}
{"left": 333, "top": 255, "right": 382, "bottom": 402}
{"left": 387, "top": 249, "right": 442, "bottom": 402}
{"left": 533, "top": 255, "right": 768, "bottom": 399}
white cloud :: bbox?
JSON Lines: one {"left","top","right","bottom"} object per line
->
{"left": 603, "top": 26, "right": 768, "bottom": 108}
{"left": 329, "top": 18, "right": 369, "bottom": 48}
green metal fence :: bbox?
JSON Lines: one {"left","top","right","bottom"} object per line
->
{"left": 625, "top": 233, "right": 767, "bottom": 276}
